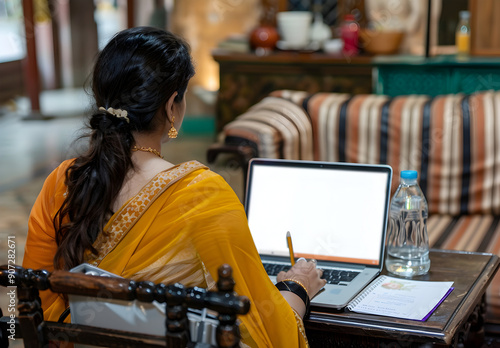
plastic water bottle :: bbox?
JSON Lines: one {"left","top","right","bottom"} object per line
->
{"left": 385, "top": 170, "right": 430, "bottom": 277}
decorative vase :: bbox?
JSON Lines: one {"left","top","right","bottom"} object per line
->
{"left": 249, "top": 1, "right": 279, "bottom": 55}
{"left": 250, "top": 25, "right": 279, "bottom": 54}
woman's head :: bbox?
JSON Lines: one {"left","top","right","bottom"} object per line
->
{"left": 91, "top": 26, "right": 195, "bottom": 134}
{"left": 53, "top": 27, "right": 194, "bottom": 271}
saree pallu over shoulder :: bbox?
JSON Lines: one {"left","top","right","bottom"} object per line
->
{"left": 86, "top": 160, "right": 207, "bottom": 266}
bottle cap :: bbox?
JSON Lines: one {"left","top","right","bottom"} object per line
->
{"left": 400, "top": 170, "right": 418, "bottom": 179}
{"left": 459, "top": 11, "right": 470, "bottom": 19}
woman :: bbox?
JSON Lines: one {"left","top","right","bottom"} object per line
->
{"left": 23, "top": 26, "right": 325, "bottom": 347}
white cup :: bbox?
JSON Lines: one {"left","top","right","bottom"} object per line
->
{"left": 276, "top": 11, "right": 313, "bottom": 49}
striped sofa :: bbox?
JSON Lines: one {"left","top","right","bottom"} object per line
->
{"left": 207, "top": 89, "right": 500, "bottom": 325}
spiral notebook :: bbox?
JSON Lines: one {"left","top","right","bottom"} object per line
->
{"left": 346, "top": 275, "right": 454, "bottom": 321}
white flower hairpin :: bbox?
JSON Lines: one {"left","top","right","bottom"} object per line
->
{"left": 99, "top": 107, "right": 130, "bottom": 123}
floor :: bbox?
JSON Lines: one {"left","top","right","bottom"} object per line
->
{"left": 0, "top": 89, "right": 243, "bottom": 346}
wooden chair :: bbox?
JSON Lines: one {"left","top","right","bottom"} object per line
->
{"left": 0, "top": 264, "right": 250, "bottom": 348}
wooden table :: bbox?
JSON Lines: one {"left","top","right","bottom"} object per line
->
{"left": 305, "top": 249, "right": 500, "bottom": 347}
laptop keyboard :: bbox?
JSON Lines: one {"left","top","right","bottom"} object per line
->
{"left": 264, "top": 263, "right": 291, "bottom": 276}
{"left": 263, "top": 263, "right": 360, "bottom": 285}
{"left": 322, "top": 269, "right": 360, "bottom": 285}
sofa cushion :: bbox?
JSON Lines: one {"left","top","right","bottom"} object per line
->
{"left": 223, "top": 97, "right": 313, "bottom": 161}
{"left": 249, "top": 97, "right": 314, "bottom": 161}
{"left": 271, "top": 90, "right": 500, "bottom": 216}
{"left": 223, "top": 118, "right": 282, "bottom": 159}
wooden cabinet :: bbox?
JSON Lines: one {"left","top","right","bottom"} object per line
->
{"left": 213, "top": 50, "right": 373, "bottom": 132}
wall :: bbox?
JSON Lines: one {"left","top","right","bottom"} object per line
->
{"left": 171, "top": 0, "right": 260, "bottom": 91}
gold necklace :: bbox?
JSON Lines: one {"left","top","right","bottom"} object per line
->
{"left": 132, "top": 145, "right": 163, "bottom": 159}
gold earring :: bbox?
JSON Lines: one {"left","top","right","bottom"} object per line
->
{"left": 168, "top": 115, "right": 178, "bottom": 139}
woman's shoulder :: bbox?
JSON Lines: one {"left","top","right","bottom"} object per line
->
{"left": 163, "top": 161, "right": 244, "bottom": 213}
{"left": 160, "top": 160, "right": 216, "bottom": 182}
{"left": 59, "top": 158, "right": 76, "bottom": 172}
{"left": 163, "top": 160, "right": 236, "bottom": 194}
{"left": 29, "top": 159, "right": 76, "bottom": 228}
{"left": 41, "top": 158, "right": 75, "bottom": 190}
{"left": 47, "top": 158, "right": 75, "bottom": 176}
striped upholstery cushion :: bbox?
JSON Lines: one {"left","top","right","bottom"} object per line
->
{"left": 272, "top": 90, "right": 500, "bottom": 216}
{"left": 249, "top": 97, "right": 314, "bottom": 161}
{"left": 223, "top": 118, "right": 282, "bottom": 159}
{"left": 222, "top": 97, "right": 313, "bottom": 160}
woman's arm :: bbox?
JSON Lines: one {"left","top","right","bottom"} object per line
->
{"left": 277, "top": 259, "right": 327, "bottom": 317}
{"left": 185, "top": 171, "right": 323, "bottom": 347}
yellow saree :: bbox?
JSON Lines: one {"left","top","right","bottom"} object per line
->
{"left": 23, "top": 160, "right": 309, "bottom": 347}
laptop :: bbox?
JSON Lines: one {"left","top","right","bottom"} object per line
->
{"left": 244, "top": 158, "right": 392, "bottom": 310}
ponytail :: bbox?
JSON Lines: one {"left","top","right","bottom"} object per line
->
{"left": 53, "top": 109, "right": 133, "bottom": 270}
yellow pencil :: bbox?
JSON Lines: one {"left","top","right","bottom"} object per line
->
{"left": 286, "top": 231, "right": 295, "bottom": 266}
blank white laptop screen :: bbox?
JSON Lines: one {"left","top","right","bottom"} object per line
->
{"left": 246, "top": 161, "right": 390, "bottom": 266}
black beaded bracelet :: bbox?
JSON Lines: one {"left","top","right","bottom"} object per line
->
{"left": 275, "top": 280, "right": 311, "bottom": 317}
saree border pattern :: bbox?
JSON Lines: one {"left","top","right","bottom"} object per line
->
{"left": 86, "top": 161, "right": 207, "bottom": 266}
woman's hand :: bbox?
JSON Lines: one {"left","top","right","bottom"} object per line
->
{"left": 277, "top": 258, "right": 327, "bottom": 299}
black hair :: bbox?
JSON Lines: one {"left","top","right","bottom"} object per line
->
{"left": 53, "top": 27, "right": 195, "bottom": 270}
